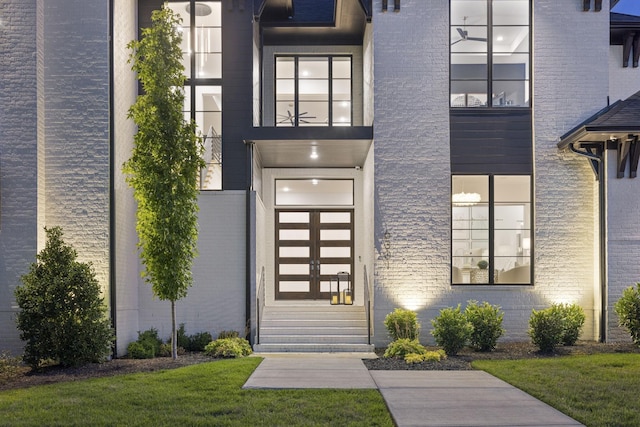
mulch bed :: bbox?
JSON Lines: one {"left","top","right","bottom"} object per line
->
{"left": 2, "top": 342, "right": 639, "bottom": 391}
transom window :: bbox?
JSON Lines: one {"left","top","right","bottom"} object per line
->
{"left": 450, "top": 0, "right": 530, "bottom": 107}
{"left": 275, "top": 56, "right": 352, "bottom": 127}
{"left": 452, "top": 175, "right": 532, "bottom": 284}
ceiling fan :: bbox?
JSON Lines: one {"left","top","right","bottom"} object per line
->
{"left": 451, "top": 16, "right": 487, "bottom": 46}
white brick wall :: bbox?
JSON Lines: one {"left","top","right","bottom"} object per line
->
{"left": 38, "top": 0, "right": 110, "bottom": 298}
{"left": 113, "top": 0, "right": 140, "bottom": 356}
{"left": 0, "top": 0, "right": 39, "bottom": 354}
{"left": 136, "top": 192, "right": 247, "bottom": 343}
{"left": 372, "top": 0, "right": 610, "bottom": 346}
{"left": 373, "top": 0, "right": 452, "bottom": 346}
{"left": 609, "top": 46, "right": 640, "bottom": 102}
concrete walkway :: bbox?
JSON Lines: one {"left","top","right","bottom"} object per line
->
{"left": 244, "top": 353, "right": 584, "bottom": 427}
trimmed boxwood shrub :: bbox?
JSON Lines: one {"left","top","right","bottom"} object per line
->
{"left": 431, "top": 305, "right": 473, "bottom": 356}
{"left": 529, "top": 307, "right": 564, "bottom": 353}
{"left": 555, "top": 303, "right": 585, "bottom": 346}
{"left": 614, "top": 283, "right": 640, "bottom": 346}
{"left": 384, "top": 308, "right": 420, "bottom": 341}
{"left": 464, "top": 300, "right": 505, "bottom": 352}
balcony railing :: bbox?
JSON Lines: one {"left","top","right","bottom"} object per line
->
{"left": 199, "top": 126, "right": 222, "bottom": 190}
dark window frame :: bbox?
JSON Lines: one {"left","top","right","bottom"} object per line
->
{"left": 450, "top": 0, "right": 531, "bottom": 109}
{"left": 451, "top": 174, "right": 533, "bottom": 286}
{"left": 274, "top": 55, "right": 353, "bottom": 127}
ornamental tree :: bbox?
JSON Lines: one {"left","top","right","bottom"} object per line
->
{"left": 124, "top": 5, "right": 205, "bottom": 359}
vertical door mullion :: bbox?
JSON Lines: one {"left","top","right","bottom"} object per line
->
{"left": 488, "top": 175, "right": 495, "bottom": 284}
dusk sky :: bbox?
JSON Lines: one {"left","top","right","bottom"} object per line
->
{"left": 613, "top": 0, "right": 640, "bottom": 16}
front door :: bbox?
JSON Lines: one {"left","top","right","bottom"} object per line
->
{"left": 276, "top": 209, "right": 354, "bottom": 300}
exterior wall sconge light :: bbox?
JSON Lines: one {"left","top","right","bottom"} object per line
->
{"left": 382, "top": 0, "right": 400, "bottom": 13}
{"left": 583, "top": 0, "right": 602, "bottom": 11}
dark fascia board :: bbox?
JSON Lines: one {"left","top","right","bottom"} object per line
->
{"left": 245, "top": 125, "right": 373, "bottom": 142}
{"left": 558, "top": 101, "right": 623, "bottom": 149}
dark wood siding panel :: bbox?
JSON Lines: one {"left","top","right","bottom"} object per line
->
{"left": 450, "top": 110, "right": 532, "bottom": 174}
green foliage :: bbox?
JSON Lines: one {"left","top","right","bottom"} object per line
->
{"left": 528, "top": 307, "right": 564, "bottom": 353}
{"left": 383, "top": 339, "right": 427, "bottom": 358}
{"left": 464, "top": 300, "right": 505, "bottom": 352}
{"left": 124, "top": 4, "right": 205, "bottom": 359}
{"left": 14, "top": 227, "right": 114, "bottom": 369}
{"left": 0, "top": 359, "right": 394, "bottom": 426}
{"left": 127, "top": 328, "right": 163, "bottom": 359}
{"left": 431, "top": 305, "right": 473, "bottom": 356}
{"left": 476, "top": 260, "right": 489, "bottom": 270}
{"left": 176, "top": 324, "right": 190, "bottom": 350}
{"left": 217, "top": 330, "right": 240, "bottom": 340}
{"left": 127, "top": 342, "right": 154, "bottom": 359}
{"left": 176, "top": 324, "right": 213, "bottom": 351}
{"left": 383, "top": 308, "right": 421, "bottom": 341}
{"left": 0, "top": 352, "right": 23, "bottom": 383}
{"left": 614, "top": 283, "right": 640, "bottom": 346}
{"left": 404, "top": 350, "right": 447, "bottom": 364}
{"left": 553, "top": 303, "right": 585, "bottom": 346}
{"left": 204, "top": 337, "right": 253, "bottom": 358}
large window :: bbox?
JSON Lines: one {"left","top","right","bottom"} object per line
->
{"left": 275, "top": 56, "right": 352, "bottom": 127}
{"left": 450, "top": 0, "right": 530, "bottom": 107}
{"left": 452, "top": 175, "right": 531, "bottom": 284}
{"left": 166, "top": 1, "right": 222, "bottom": 190}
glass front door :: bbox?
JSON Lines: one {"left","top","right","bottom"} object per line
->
{"left": 276, "top": 209, "right": 353, "bottom": 300}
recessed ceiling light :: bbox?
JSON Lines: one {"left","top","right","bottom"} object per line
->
{"left": 283, "top": 187, "right": 290, "bottom": 192}
{"left": 310, "top": 151, "right": 318, "bottom": 159}
{"left": 312, "top": 179, "right": 319, "bottom": 185}
{"left": 496, "top": 35, "right": 504, "bottom": 42}
{"left": 302, "top": 70, "right": 309, "bottom": 77}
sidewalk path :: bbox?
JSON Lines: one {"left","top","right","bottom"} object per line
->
{"left": 244, "top": 353, "right": 584, "bottom": 427}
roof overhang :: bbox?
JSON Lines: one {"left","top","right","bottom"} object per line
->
{"left": 246, "top": 126, "right": 373, "bottom": 168}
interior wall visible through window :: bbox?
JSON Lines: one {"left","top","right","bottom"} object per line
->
{"left": 452, "top": 175, "right": 532, "bottom": 284}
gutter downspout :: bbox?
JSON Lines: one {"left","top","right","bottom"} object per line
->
{"left": 244, "top": 140, "right": 255, "bottom": 342}
{"left": 569, "top": 143, "right": 607, "bottom": 342}
{"left": 108, "top": 0, "right": 117, "bottom": 357}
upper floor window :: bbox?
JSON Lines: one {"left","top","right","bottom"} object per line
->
{"left": 452, "top": 175, "right": 532, "bottom": 284}
{"left": 450, "top": 0, "right": 530, "bottom": 108}
{"left": 165, "top": 1, "right": 222, "bottom": 190}
{"left": 276, "top": 56, "right": 352, "bottom": 127}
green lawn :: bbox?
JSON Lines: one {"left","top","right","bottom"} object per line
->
{"left": 473, "top": 353, "right": 640, "bottom": 427}
{"left": 0, "top": 358, "right": 393, "bottom": 427}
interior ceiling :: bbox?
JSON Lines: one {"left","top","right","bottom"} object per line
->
{"left": 254, "top": 139, "right": 372, "bottom": 168}
{"left": 258, "top": 0, "right": 369, "bottom": 45}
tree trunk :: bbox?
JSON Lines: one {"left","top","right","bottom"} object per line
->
{"left": 171, "top": 300, "right": 177, "bottom": 360}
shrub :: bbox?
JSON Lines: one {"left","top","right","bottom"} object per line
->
{"left": 14, "top": 227, "right": 114, "bottom": 369}
{"left": 554, "top": 303, "right": 585, "bottom": 346}
{"left": 137, "top": 328, "right": 163, "bottom": 357}
{"left": 0, "top": 352, "right": 23, "bottom": 382}
{"left": 383, "top": 338, "right": 427, "bottom": 358}
{"left": 614, "top": 283, "right": 640, "bottom": 346}
{"left": 127, "top": 341, "right": 154, "bottom": 359}
{"left": 431, "top": 305, "right": 473, "bottom": 356}
{"left": 464, "top": 300, "right": 505, "bottom": 352}
{"left": 204, "top": 337, "right": 252, "bottom": 358}
{"left": 176, "top": 324, "right": 190, "bottom": 350}
{"left": 403, "top": 350, "right": 447, "bottom": 364}
{"left": 217, "top": 330, "right": 239, "bottom": 340}
{"left": 528, "top": 307, "right": 564, "bottom": 353}
{"left": 384, "top": 308, "right": 421, "bottom": 341}
{"left": 188, "top": 332, "right": 214, "bottom": 352}
{"left": 176, "top": 324, "right": 213, "bottom": 352}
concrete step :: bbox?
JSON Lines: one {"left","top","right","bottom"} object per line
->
{"left": 259, "top": 326, "right": 368, "bottom": 335}
{"left": 253, "top": 343, "right": 375, "bottom": 353}
{"left": 259, "top": 334, "right": 369, "bottom": 344}
{"left": 256, "top": 305, "right": 372, "bottom": 352}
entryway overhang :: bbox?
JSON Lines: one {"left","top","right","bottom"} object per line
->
{"left": 558, "top": 91, "right": 640, "bottom": 179}
{"left": 246, "top": 126, "right": 373, "bottom": 168}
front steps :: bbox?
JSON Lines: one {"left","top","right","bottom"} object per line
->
{"left": 254, "top": 305, "right": 374, "bottom": 353}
